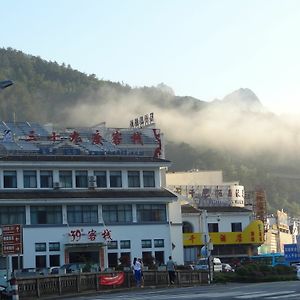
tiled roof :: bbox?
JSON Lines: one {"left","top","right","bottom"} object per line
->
{"left": 0, "top": 155, "right": 170, "bottom": 163}
{"left": 0, "top": 189, "right": 177, "bottom": 199}
{"left": 181, "top": 204, "right": 252, "bottom": 214}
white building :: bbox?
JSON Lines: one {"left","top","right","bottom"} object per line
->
{"left": 0, "top": 121, "right": 183, "bottom": 272}
{"left": 166, "top": 170, "right": 245, "bottom": 207}
{"left": 182, "top": 205, "right": 264, "bottom": 264}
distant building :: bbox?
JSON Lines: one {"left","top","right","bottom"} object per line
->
{"left": 166, "top": 170, "right": 245, "bottom": 207}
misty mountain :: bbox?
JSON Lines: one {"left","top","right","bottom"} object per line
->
{"left": 1, "top": 47, "right": 300, "bottom": 216}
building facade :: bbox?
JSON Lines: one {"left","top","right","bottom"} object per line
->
{"left": 0, "top": 121, "right": 183, "bottom": 272}
{"left": 181, "top": 205, "right": 264, "bottom": 265}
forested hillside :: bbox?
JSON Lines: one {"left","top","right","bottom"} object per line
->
{"left": 1, "top": 47, "right": 300, "bottom": 216}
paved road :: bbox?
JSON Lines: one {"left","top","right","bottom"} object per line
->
{"left": 53, "top": 281, "right": 300, "bottom": 300}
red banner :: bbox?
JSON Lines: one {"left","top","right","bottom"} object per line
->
{"left": 99, "top": 272, "right": 125, "bottom": 286}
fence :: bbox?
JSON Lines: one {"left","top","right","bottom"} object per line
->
{"left": 15, "top": 270, "right": 209, "bottom": 299}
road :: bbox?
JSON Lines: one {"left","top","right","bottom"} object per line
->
{"left": 51, "top": 281, "right": 300, "bottom": 300}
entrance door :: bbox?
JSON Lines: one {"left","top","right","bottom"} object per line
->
{"left": 69, "top": 251, "right": 99, "bottom": 264}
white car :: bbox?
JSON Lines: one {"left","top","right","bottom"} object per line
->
{"left": 222, "top": 263, "right": 235, "bottom": 272}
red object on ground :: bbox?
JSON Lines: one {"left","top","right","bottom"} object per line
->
{"left": 99, "top": 272, "right": 125, "bottom": 286}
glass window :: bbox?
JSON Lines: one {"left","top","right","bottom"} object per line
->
{"left": 35, "top": 243, "right": 46, "bottom": 252}
{"left": 142, "top": 239, "right": 152, "bottom": 248}
{"left": 208, "top": 223, "right": 219, "bottom": 232}
{"left": 108, "top": 253, "right": 118, "bottom": 267}
{"left": 94, "top": 171, "right": 107, "bottom": 188}
{"left": 31, "top": 206, "right": 62, "bottom": 225}
{"left": 40, "top": 170, "right": 53, "bottom": 188}
{"left": 231, "top": 222, "right": 242, "bottom": 232}
{"left": 50, "top": 255, "right": 60, "bottom": 267}
{"left": 120, "top": 240, "right": 131, "bottom": 249}
{"left": 107, "top": 241, "right": 118, "bottom": 249}
{"left": 102, "top": 205, "right": 132, "bottom": 223}
{"left": 155, "top": 251, "right": 165, "bottom": 265}
{"left": 24, "top": 170, "right": 37, "bottom": 188}
{"left": 154, "top": 239, "right": 164, "bottom": 248}
{"left": 182, "top": 221, "right": 193, "bottom": 233}
{"left": 143, "top": 171, "right": 155, "bottom": 187}
{"left": 109, "top": 171, "right": 122, "bottom": 188}
{"left": 36, "top": 255, "right": 46, "bottom": 268}
{"left": 49, "top": 242, "right": 60, "bottom": 251}
{"left": 75, "top": 170, "right": 88, "bottom": 188}
{"left": 59, "top": 170, "right": 72, "bottom": 188}
{"left": 137, "top": 204, "right": 166, "bottom": 222}
{"left": 4, "top": 171, "right": 17, "bottom": 188}
{"left": 0, "top": 206, "right": 25, "bottom": 225}
{"left": 128, "top": 171, "right": 140, "bottom": 188}
{"left": 67, "top": 205, "right": 98, "bottom": 224}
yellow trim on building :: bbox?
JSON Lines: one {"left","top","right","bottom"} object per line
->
{"left": 183, "top": 220, "right": 264, "bottom": 246}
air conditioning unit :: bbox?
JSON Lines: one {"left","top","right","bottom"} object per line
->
{"left": 88, "top": 181, "right": 97, "bottom": 189}
{"left": 88, "top": 176, "right": 96, "bottom": 183}
{"left": 53, "top": 182, "right": 60, "bottom": 189}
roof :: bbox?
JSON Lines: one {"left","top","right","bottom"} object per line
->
{"left": 181, "top": 204, "right": 201, "bottom": 214}
{"left": 181, "top": 204, "right": 252, "bottom": 214}
{"left": 0, "top": 189, "right": 177, "bottom": 200}
{"left": 199, "top": 206, "right": 252, "bottom": 213}
{"left": 0, "top": 155, "right": 170, "bottom": 163}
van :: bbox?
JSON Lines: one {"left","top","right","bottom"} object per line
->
{"left": 194, "top": 257, "right": 222, "bottom": 272}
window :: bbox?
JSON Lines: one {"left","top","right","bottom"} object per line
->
{"left": 154, "top": 239, "right": 164, "bottom": 248}
{"left": 137, "top": 204, "right": 166, "bottom": 222}
{"left": 102, "top": 205, "right": 132, "bottom": 223}
{"left": 94, "top": 171, "right": 107, "bottom": 188}
{"left": 182, "top": 221, "right": 193, "bottom": 233}
{"left": 108, "top": 253, "right": 118, "bottom": 267}
{"left": 35, "top": 243, "right": 46, "bottom": 252}
{"left": 4, "top": 171, "right": 17, "bottom": 188}
{"left": 109, "top": 171, "right": 122, "bottom": 188}
{"left": 143, "top": 171, "right": 155, "bottom": 187}
{"left": 23, "top": 170, "right": 37, "bottom": 188}
{"left": 107, "top": 241, "right": 118, "bottom": 249}
{"left": 208, "top": 223, "right": 219, "bottom": 232}
{"left": 155, "top": 251, "right": 164, "bottom": 265}
{"left": 49, "top": 242, "right": 60, "bottom": 251}
{"left": 75, "top": 170, "right": 88, "bottom": 188}
{"left": 141, "top": 239, "right": 152, "bottom": 248}
{"left": 59, "top": 170, "right": 72, "bottom": 188}
{"left": 67, "top": 205, "right": 98, "bottom": 224}
{"left": 40, "top": 170, "right": 53, "bottom": 188}
{"left": 120, "top": 240, "right": 131, "bottom": 249}
{"left": 31, "top": 206, "right": 62, "bottom": 225}
{"left": 231, "top": 222, "right": 242, "bottom": 232}
{"left": 50, "top": 255, "right": 60, "bottom": 267}
{"left": 128, "top": 171, "right": 140, "bottom": 187}
{"left": 36, "top": 255, "right": 46, "bottom": 268}
{"left": 0, "top": 206, "right": 25, "bottom": 225}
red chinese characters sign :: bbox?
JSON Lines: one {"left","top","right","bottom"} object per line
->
{"left": 2, "top": 224, "right": 23, "bottom": 255}
{"left": 68, "top": 228, "right": 112, "bottom": 243}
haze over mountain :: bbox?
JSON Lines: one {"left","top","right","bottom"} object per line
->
{"left": 1, "top": 47, "right": 300, "bottom": 215}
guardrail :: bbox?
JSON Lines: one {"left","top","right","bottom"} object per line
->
{"left": 15, "top": 270, "right": 208, "bottom": 299}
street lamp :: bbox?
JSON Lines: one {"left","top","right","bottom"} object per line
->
{"left": 0, "top": 80, "right": 14, "bottom": 90}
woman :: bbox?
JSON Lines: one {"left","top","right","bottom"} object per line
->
{"left": 132, "top": 257, "right": 142, "bottom": 287}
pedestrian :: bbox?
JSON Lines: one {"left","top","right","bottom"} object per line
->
{"left": 166, "top": 256, "right": 176, "bottom": 284}
{"left": 132, "top": 257, "right": 142, "bottom": 287}
{"left": 138, "top": 258, "right": 144, "bottom": 288}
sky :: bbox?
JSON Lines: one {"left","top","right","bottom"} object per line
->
{"left": 2, "top": 0, "right": 300, "bottom": 115}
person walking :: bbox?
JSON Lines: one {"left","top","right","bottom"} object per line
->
{"left": 132, "top": 257, "right": 142, "bottom": 287}
{"left": 166, "top": 256, "right": 176, "bottom": 284}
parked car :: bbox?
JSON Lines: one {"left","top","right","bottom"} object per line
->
{"left": 222, "top": 263, "right": 235, "bottom": 272}
{"left": 194, "top": 257, "right": 222, "bottom": 272}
